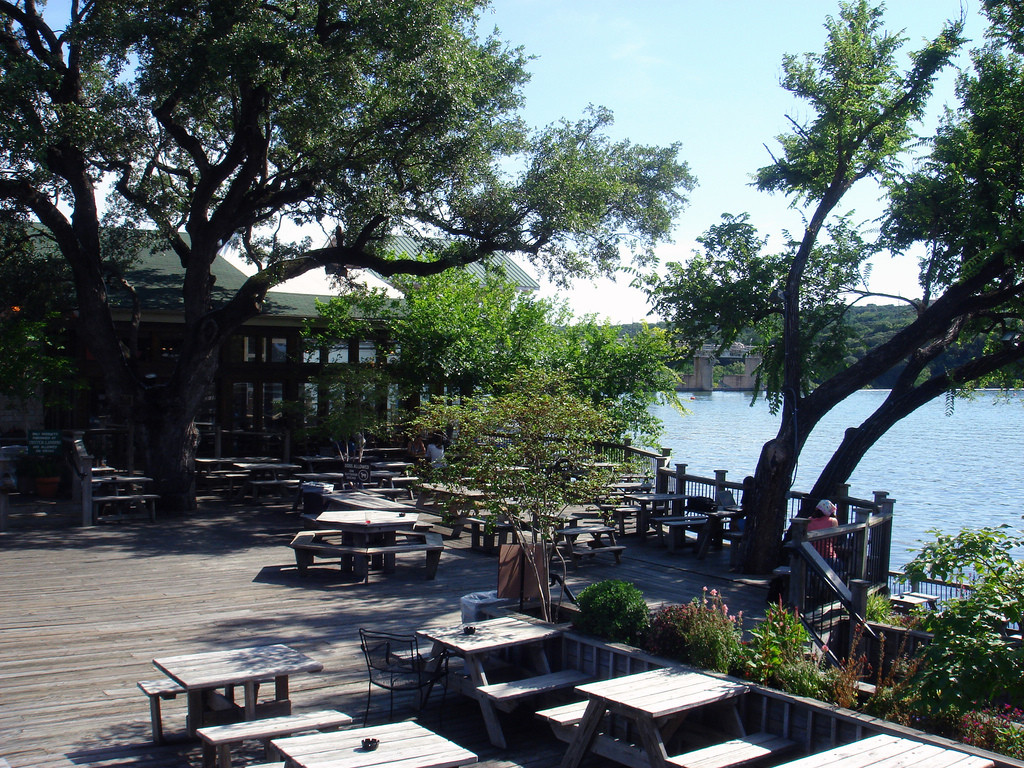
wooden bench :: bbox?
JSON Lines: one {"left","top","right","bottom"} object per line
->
{"left": 289, "top": 530, "right": 444, "bottom": 582}
{"left": 197, "top": 709, "right": 353, "bottom": 768}
{"left": 554, "top": 524, "right": 625, "bottom": 568}
{"left": 537, "top": 701, "right": 794, "bottom": 768}
{"left": 667, "top": 732, "right": 796, "bottom": 768}
{"left": 476, "top": 669, "right": 591, "bottom": 707}
{"left": 244, "top": 478, "right": 299, "bottom": 501}
{"left": 467, "top": 516, "right": 515, "bottom": 553}
{"left": 138, "top": 678, "right": 186, "bottom": 743}
{"left": 652, "top": 515, "right": 708, "bottom": 553}
{"left": 536, "top": 699, "right": 590, "bottom": 740}
{"left": 94, "top": 494, "right": 159, "bottom": 524}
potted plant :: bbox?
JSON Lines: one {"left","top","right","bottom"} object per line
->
{"left": 18, "top": 453, "right": 64, "bottom": 497}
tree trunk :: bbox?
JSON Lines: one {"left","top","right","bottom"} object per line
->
{"left": 740, "top": 435, "right": 796, "bottom": 574}
{"left": 136, "top": 385, "right": 202, "bottom": 512}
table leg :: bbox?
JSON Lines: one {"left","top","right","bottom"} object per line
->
{"left": 243, "top": 680, "right": 257, "bottom": 720}
{"left": 560, "top": 698, "right": 608, "bottom": 768}
{"left": 634, "top": 714, "right": 671, "bottom": 768}
{"left": 186, "top": 689, "right": 204, "bottom": 736}
{"left": 464, "top": 654, "right": 507, "bottom": 748}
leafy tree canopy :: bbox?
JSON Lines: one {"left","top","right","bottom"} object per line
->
{"left": 311, "top": 266, "right": 680, "bottom": 445}
{"left": 0, "top": 0, "right": 694, "bottom": 507}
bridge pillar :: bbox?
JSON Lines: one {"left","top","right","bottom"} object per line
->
{"left": 693, "top": 355, "right": 714, "bottom": 391}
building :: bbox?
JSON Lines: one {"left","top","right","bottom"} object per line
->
{"left": 4, "top": 237, "right": 538, "bottom": 456}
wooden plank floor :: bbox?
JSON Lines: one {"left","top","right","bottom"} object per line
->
{"left": 0, "top": 495, "right": 770, "bottom": 768}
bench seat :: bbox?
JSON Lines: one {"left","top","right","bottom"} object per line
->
{"left": 197, "top": 709, "right": 352, "bottom": 768}
{"left": 138, "top": 678, "right": 186, "bottom": 743}
{"left": 290, "top": 530, "right": 443, "bottom": 582}
{"left": 476, "top": 669, "right": 591, "bottom": 706}
{"left": 667, "top": 732, "right": 796, "bottom": 768}
{"left": 652, "top": 515, "right": 707, "bottom": 553}
{"left": 536, "top": 699, "right": 590, "bottom": 740}
{"left": 94, "top": 494, "right": 159, "bottom": 524}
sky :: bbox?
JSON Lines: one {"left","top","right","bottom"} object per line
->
{"left": 481, "top": 0, "right": 989, "bottom": 323}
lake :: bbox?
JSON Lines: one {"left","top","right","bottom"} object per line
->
{"left": 651, "top": 389, "right": 1024, "bottom": 567}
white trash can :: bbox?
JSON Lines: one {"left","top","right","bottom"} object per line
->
{"left": 460, "top": 590, "right": 512, "bottom": 624}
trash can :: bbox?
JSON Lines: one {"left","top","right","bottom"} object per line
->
{"left": 460, "top": 590, "right": 512, "bottom": 624}
{"left": 300, "top": 482, "right": 333, "bottom": 515}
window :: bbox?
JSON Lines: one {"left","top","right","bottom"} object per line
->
{"left": 268, "top": 337, "right": 288, "bottom": 363}
{"left": 231, "top": 382, "right": 255, "bottom": 429}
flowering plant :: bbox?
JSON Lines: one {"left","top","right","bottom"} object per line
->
{"left": 960, "top": 705, "right": 1024, "bottom": 760}
{"left": 643, "top": 587, "right": 743, "bottom": 674}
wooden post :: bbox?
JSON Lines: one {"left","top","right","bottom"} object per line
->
{"left": 836, "top": 482, "right": 850, "bottom": 524}
{"left": 72, "top": 439, "right": 95, "bottom": 527}
{"left": 714, "top": 469, "right": 728, "bottom": 502}
{"left": 852, "top": 507, "right": 872, "bottom": 580}
{"left": 786, "top": 517, "right": 809, "bottom": 609}
{"left": 654, "top": 449, "right": 670, "bottom": 494}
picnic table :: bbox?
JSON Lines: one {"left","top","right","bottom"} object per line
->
{"left": 773, "top": 733, "right": 993, "bottom": 768}
{"left": 273, "top": 720, "right": 477, "bottom": 768}
{"left": 415, "top": 483, "right": 489, "bottom": 538}
{"left": 151, "top": 644, "right": 322, "bottom": 736}
{"left": 556, "top": 667, "right": 754, "bottom": 768}
{"left": 91, "top": 474, "right": 157, "bottom": 523}
{"left": 293, "top": 509, "right": 442, "bottom": 581}
{"left": 417, "top": 615, "right": 589, "bottom": 749}
{"left": 622, "top": 492, "right": 694, "bottom": 540}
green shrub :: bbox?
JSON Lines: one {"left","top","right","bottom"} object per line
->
{"left": 643, "top": 588, "right": 744, "bottom": 674}
{"left": 743, "top": 601, "right": 829, "bottom": 697}
{"left": 573, "top": 579, "right": 649, "bottom": 645}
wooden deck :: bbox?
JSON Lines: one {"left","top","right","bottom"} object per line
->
{"left": 0, "top": 495, "right": 770, "bottom": 768}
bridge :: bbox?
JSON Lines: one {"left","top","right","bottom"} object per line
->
{"left": 678, "top": 344, "right": 761, "bottom": 391}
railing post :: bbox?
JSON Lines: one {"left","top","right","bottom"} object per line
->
{"left": 674, "top": 463, "right": 686, "bottom": 496}
{"left": 853, "top": 507, "right": 871, "bottom": 580}
{"left": 836, "top": 482, "right": 850, "bottom": 523}
{"left": 874, "top": 494, "right": 895, "bottom": 579}
{"left": 714, "top": 470, "right": 727, "bottom": 502}
{"left": 655, "top": 449, "right": 670, "bottom": 494}
{"left": 786, "top": 518, "right": 810, "bottom": 610}
{"left": 850, "top": 579, "right": 870, "bottom": 620}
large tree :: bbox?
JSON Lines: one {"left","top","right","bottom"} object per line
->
{"left": 644, "top": 1, "right": 1024, "bottom": 574}
{"left": 0, "top": 0, "right": 693, "bottom": 509}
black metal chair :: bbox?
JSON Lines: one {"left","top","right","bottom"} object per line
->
{"left": 357, "top": 628, "right": 448, "bottom": 726}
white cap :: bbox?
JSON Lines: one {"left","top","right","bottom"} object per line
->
{"left": 816, "top": 499, "right": 837, "bottom": 516}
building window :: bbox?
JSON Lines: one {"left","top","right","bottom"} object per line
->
{"left": 327, "top": 343, "right": 349, "bottom": 364}
{"left": 358, "top": 340, "right": 376, "bottom": 363}
{"left": 232, "top": 382, "right": 255, "bottom": 430}
{"left": 268, "top": 337, "right": 288, "bottom": 363}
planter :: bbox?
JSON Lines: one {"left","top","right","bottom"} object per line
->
{"left": 34, "top": 476, "right": 60, "bottom": 498}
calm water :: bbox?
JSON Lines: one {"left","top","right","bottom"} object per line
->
{"left": 651, "top": 390, "right": 1024, "bottom": 567}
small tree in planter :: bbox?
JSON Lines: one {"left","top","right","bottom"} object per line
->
{"left": 574, "top": 579, "right": 650, "bottom": 645}
{"left": 413, "top": 371, "right": 614, "bottom": 622}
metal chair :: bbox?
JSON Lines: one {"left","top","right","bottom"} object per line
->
{"left": 357, "top": 628, "right": 448, "bottom": 725}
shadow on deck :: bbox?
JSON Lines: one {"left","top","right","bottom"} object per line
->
{"left": 0, "top": 494, "right": 771, "bottom": 768}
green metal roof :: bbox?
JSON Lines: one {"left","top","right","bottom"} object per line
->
{"left": 115, "top": 236, "right": 540, "bottom": 322}
{"left": 381, "top": 234, "right": 540, "bottom": 291}
{"left": 114, "top": 246, "right": 326, "bottom": 320}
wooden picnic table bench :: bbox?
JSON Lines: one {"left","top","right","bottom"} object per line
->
{"left": 289, "top": 528, "right": 443, "bottom": 582}
{"left": 554, "top": 524, "right": 625, "bottom": 567}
